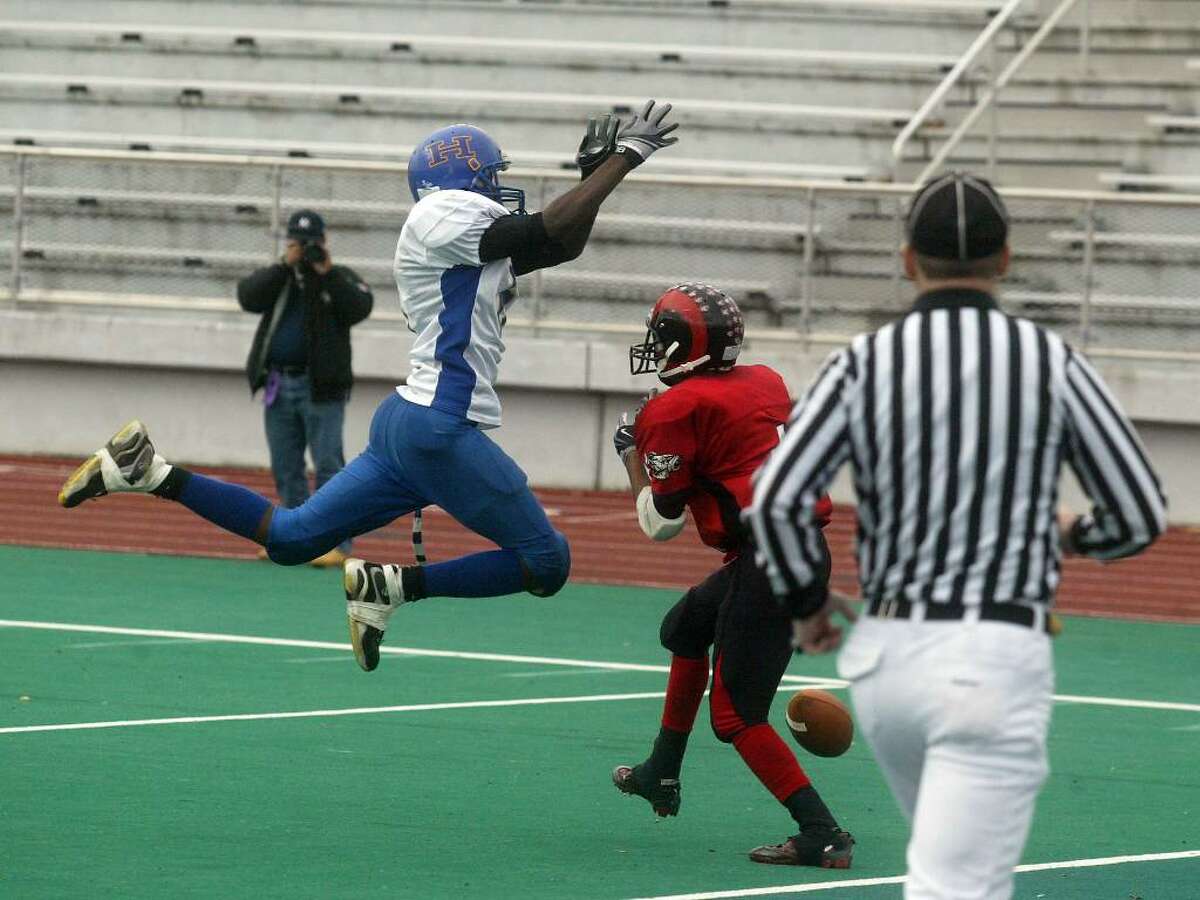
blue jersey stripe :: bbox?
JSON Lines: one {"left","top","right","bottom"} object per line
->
{"left": 432, "top": 265, "right": 482, "bottom": 418}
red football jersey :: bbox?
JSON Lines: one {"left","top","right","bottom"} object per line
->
{"left": 634, "top": 364, "right": 833, "bottom": 555}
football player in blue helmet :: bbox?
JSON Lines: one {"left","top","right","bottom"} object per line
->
{"left": 57, "top": 100, "right": 680, "bottom": 675}
{"left": 407, "top": 123, "right": 526, "bottom": 212}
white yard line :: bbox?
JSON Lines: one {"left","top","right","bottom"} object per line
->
{"left": 2, "top": 618, "right": 1199, "bottom": 713}
{"left": 281, "top": 655, "right": 363, "bottom": 664}
{"left": 626, "top": 850, "right": 1200, "bottom": 899}
{"left": 67, "top": 637, "right": 215, "bottom": 649}
{"left": 0, "top": 683, "right": 829, "bottom": 737}
{"left": 0, "top": 691, "right": 668, "bottom": 736}
{"left": 1053, "top": 693, "right": 1200, "bottom": 714}
{"left": 0, "top": 618, "right": 835, "bottom": 686}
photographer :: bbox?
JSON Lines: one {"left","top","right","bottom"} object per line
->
{"left": 237, "top": 209, "right": 374, "bottom": 567}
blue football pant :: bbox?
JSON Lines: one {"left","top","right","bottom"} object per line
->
{"left": 265, "top": 393, "right": 570, "bottom": 595}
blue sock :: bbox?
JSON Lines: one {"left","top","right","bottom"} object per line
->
{"left": 422, "top": 550, "right": 525, "bottom": 598}
{"left": 172, "top": 471, "right": 273, "bottom": 543}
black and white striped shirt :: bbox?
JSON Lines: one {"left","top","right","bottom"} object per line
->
{"left": 747, "top": 288, "right": 1168, "bottom": 616}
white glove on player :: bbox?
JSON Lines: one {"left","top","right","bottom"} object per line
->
{"left": 615, "top": 100, "right": 679, "bottom": 168}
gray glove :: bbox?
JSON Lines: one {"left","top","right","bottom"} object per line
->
{"left": 576, "top": 114, "right": 620, "bottom": 180}
{"left": 614, "top": 390, "right": 658, "bottom": 461}
{"left": 613, "top": 411, "right": 637, "bottom": 462}
{"left": 615, "top": 99, "right": 679, "bottom": 169}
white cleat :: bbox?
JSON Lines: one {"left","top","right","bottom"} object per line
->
{"left": 58, "top": 420, "right": 172, "bottom": 509}
{"left": 343, "top": 558, "right": 406, "bottom": 672}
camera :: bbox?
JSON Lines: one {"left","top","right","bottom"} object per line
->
{"left": 300, "top": 240, "right": 327, "bottom": 266}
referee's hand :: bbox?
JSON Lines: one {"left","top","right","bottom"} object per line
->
{"left": 791, "top": 591, "right": 859, "bottom": 654}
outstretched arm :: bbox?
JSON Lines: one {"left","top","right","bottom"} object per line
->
{"left": 479, "top": 101, "right": 679, "bottom": 274}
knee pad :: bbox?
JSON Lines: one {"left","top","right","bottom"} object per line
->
{"left": 522, "top": 530, "right": 570, "bottom": 597}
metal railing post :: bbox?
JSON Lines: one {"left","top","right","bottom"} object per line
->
{"left": 1079, "top": 0, "right": 1091, "bottom": 73}
{"left": 988, "top": 39, "right": 999, "bottom": 181}
{"left": 269, "top": 164, "right": 283, "bottom": 259}
{"left": 1080, "top": 198, "right": 1096, "bottom": 350}
{"left": 10, "top": 152, "right": 26, "bottom": 303}
{"left": 892, "top": 196, "right": 905, "bottom": 308}
{"left": 801, "top": 186, "right": 817, "bottom": 346}
{"left": 531, "top": 176, "right": 548, "bottom": 336}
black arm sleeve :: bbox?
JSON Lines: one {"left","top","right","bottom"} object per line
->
{"left": 478, "top": 213, "right": 575, "bottom": 277}
{"left": 652, "top": 490, "right": 689, "bottom": 521}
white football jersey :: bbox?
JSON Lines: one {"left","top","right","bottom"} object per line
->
{"left": 393, "top": 189, "right": 518, "bottom": 428}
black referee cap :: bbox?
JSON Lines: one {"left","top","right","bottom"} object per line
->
{"left": 905, "top": 171, "right": 1010, "bottom": 261}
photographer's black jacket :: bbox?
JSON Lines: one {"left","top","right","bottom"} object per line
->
{"left": 237, "top": 262, "right": 374, "bottom": 402}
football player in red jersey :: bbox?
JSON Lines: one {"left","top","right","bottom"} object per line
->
{"left": 609, "top": 283, "right": 854, "bottom": 868}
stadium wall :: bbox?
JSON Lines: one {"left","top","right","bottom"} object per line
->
{"left": 1, "top": 308, "right": 1197, "bottom": 522}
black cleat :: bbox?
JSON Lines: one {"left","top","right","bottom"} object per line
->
{"left": 612, "top": 764, "right": 681, "bottom": 818}
{"left": 749, "top": 825, "right": 855, "bottom": 868}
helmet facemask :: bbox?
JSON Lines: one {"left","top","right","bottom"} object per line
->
{"left": 629, "top": 319, "right": 710, "bottom": 386}
{"left": 473, "top": 158, "right": 526, "bottom": 213}
{"left": 629, "top": 322, "right": 665, "bottom": 377}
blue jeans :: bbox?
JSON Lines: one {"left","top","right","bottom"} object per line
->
{"left": 263, "top": 371, "right": 350, "bottom": 552}
{"left": 265, "top": 393, "right": 569, "bottom": 593}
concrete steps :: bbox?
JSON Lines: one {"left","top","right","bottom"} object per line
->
{"left": 8, "top": 0, "right": 991, "bottom": 53}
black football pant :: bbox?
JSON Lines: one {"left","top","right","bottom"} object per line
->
{"left": 659, "top": 535, "right": 832, "bottom": 742}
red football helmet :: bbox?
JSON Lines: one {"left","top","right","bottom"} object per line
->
{"left": 630, "top": 283, "right": 745, "bottom": 385}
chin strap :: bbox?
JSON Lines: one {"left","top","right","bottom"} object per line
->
{"left": 658, "top": 345, "right": 712, "bottom": 382}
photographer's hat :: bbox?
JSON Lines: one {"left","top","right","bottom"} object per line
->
{"left": 287, "top": 209, "right": 325, "bottom": 240}
{"left": 905, "top": 171, "right": 1009, "bottom": 261}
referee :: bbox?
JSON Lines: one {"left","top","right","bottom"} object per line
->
{"left": 746, "top": 172, "right": 1167, "bottom": 900}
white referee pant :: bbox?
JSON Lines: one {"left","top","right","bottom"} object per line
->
{"left": 838, "top": 611, "right": 1054, "bottom": 900}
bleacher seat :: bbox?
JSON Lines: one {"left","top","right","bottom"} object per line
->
{"left": 1, "top": 0, "right": 1198, "bottom": 354}
{"left": 1099, "top": 172, "right": 1200, "bottom": 193}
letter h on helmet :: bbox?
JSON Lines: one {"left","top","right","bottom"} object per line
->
{"left": 407, "top": 124, "right": 525, "bottom": 212}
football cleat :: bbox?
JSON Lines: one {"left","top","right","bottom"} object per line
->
{"left": 612, "top": 764, "right": 681, "bottom": 818}
{"left": 58, "top": 420, "right": 171, "bottom": 509}
{"left": 749, "top": 826, "right": 855, "bottom": 868}
{"left": 343, "top": 559, "right": 406, "bottom": 672}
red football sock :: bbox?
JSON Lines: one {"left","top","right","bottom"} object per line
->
{"left": 732, "top": 723, "right": 812, "bottom": 803}
{"left": 661, "top": 654, "right": 709, "bottom": 733}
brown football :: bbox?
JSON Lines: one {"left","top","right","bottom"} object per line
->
{"left": 785, "top": 689, "right": 853, "bottom": 758}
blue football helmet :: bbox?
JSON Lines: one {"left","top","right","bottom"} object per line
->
{"left": 407, "top": 124, "right": 525, "bottom": 212}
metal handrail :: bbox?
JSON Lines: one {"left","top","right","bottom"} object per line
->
{"left": 893, "top": 0, "right": 1093, "bottom": 183}
{"left": 914, "top": 0, "right": 1086, "bottom": 184}
{"left": 5, "top": 143, "right": 1200, "bottom": 361}
{"left": 891, "top": 0, "right": 1028, "bottom": 179}
{"left": 3, "top": 144, "right": 1200, "bottom": 206}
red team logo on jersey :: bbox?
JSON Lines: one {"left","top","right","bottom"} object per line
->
{"left": 424, "top": 136, "right": 482, "bottom": 171}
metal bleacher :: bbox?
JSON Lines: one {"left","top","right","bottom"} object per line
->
{"left": 1, "top": 0, "right": 1199, "bottom": 357}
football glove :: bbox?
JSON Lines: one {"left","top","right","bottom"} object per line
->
{"left": 576, "top": 114, "right": 620, "bottom": 180}
{"left": 615, "top": 99, "right": 679, "bottom": 169}
{"left": 613, "top": 412, "right": 637, "bottom": 462}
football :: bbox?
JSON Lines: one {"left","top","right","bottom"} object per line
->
{"left": 785, "top": 689, "right": 854, "bottom": 758}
